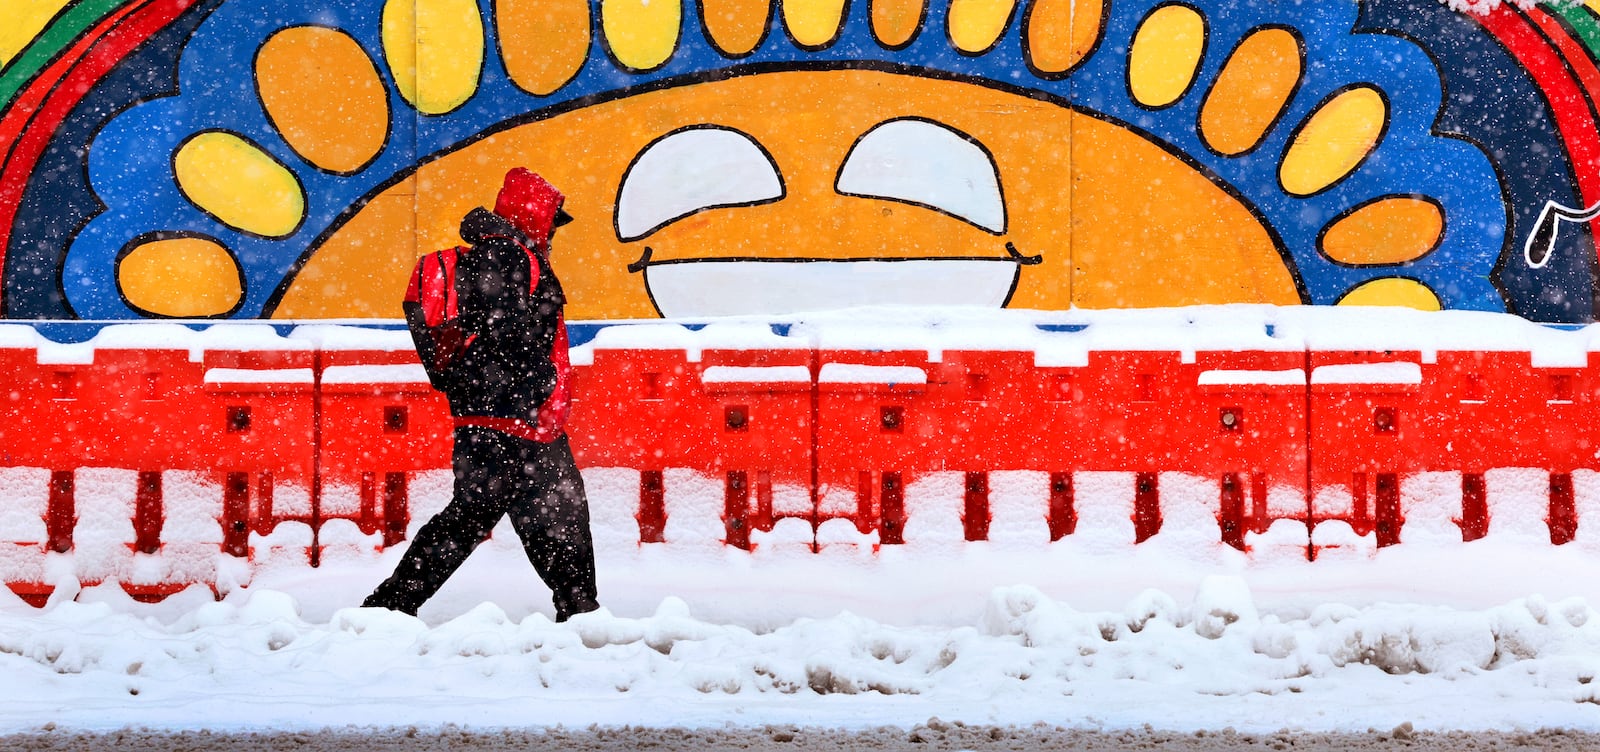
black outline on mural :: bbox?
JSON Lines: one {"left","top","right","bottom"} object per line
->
{"left": 612, "top": 124, "right": 788, "bottom": 242}
{"left": 1518, "top": 5, "right": 1600, "bottom": 192}
{"left": 596, "top": 0, "right": 687, "bottom": 73}
{"left": 1193, "top": 24, "right": 1305, "bottom": 160}
{"left": 1019, "top": 0, "right": 1106, "bottom": 82}
{"left": 167, "top": 128, "right": 308, "bottom": 240}
{"left": 624, "top": 249, "right": 1035, "bottom": 317}
{"left": 833, "top": 115, "right": 1009, "bottom": 235}
{"left": 263, "top": 59, "right": 1319, "bottom": 317}
{"left": 1577, "top": 2, "right": 1600, "bottom": 67}
{"left": 493, "top": 0, "right": 593, "bottom": 95}
{"left": 378, "top": 0, "right": 490, "bottom": 118}
{"left": 695, "top": 0, "right": 775, "bottom": 58}
{"left": 1518, "top": 3, "right": 1600, "bottom": 317}
{"left": 945, "top": 0, "right": 1020, "bottom": 58}
{"left": 1350, "top": 17, "right": 1521, "bottom": 316}
{"left": 1315, "top": 194, "right": 1447, "bottom": 270}
{"left": 112, "top": 229, "right": 247, "bottom": 319}
{"left": 869, "top": 0, "right": 928, "bottom": 51}
{"left": 1067, "top": 103, "right": 1308, "bottom": 304}
{"left": 1331, "top": 272, "right": 1438, "bottom": 308}
{"left": 778, "top": 0, "right": 852, "bottom": 52}
{"left": 627, "top": 244, "right": 1042, "bottom": 267}
{"left": 1125, "top": 1, "right": 1210, "bottom": 112}
{"left": 2, "top": 0, "right": 141, "bottom": 319}
{"left": 38, "top": 0, "right": 224, "bottom": 321}
{"left": 1275, "top": 83, "right": 1392, "bottom": 200}
{"left": 1532, "top": 5, "right": 1600, "bottom": 90}
{"left": 2, "top": 0, "right": 205, "bottom": 249}
{"left": 13, "top": 0, "right": 1548, "bottom": 320}
{"left": 0, "top": 0, "right": 97, "bottom": 120}
{"left": 252, "top": 24, "right": 392, "bottom": 178}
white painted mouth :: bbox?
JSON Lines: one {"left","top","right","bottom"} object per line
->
{"left": 639, "top": 258, "right": 1023, "bottom": 317}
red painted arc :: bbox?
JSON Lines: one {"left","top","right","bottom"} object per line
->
{"left": 0, "top": 0, "right": 197, "bottom": 314}
{"left": 1475, "top": 6, "right": 1600, "bottom": 268}
{"left": 1524, "top": 7, "right": 1600, "bottom": 186}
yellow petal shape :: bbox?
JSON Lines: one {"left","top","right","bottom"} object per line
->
{"left": 948, "top": 0, "right": 1016, "bottom": 53}
{"left": 702, "top": 0, "right": 771, "bottom": 56}
{"left": 117, "top": 235, "right": 244, "bottom": 318}
{"left": 1320, "top": 197, "right": 1444, "bottom": 266}
{"left": 1281, "top": 86, "right": 1387, "bottom": 196}
{"left": 1025, "top": 0, "right": 1104, "bottom": 76}
{"left": 1200, "top": 27, "right": 1301, "bottom": 156}
{"left": 783, "top": 0, "right": 848, "bottom": 48}
{"left": 603, "top": 0, "right": 682, "bottom": 70}
{"left": 1128, "top": 4, "right": 1206, "bottom": 108}
{"left": 1336, "top": 278, "right": 1440, "bottom": 310}
{"left": 383, "top": 0, "right": 484, "bottom": 114}
{"left": 256, "top": 26, "right": 389, "bottom": 174}
{"left": 872, "top": 0, "right": 925, "bottom": 48}
{"left": 499, "top": 0, "right": 591, "bottom": 95}
{"left": 174, "top": 132, "right": 304, "bottom": 238}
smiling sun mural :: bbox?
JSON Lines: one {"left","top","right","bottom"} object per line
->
{"left": 3, "top": 0, "right": 1600, "bottom": 322}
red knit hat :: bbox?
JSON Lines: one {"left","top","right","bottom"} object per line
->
{"left": 492, "top": 168, "right": 571, "bottom": 246}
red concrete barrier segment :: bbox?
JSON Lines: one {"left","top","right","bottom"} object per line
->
{"left": 0, "top": 321, "right": 1596, "bottom": 603}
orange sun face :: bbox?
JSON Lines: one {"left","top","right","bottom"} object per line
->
{"left": 274, "top": 69, "right": 1299, "bottom": 320}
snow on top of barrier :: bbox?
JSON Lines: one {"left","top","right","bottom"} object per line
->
{"left": 0, "top": 325, "right": 45, "bottom": 349}
{"left": 1197, "top": 368, "right": 1306, "bottom": 386}
{"left": 1275, "top": 307, "right": 1592, "bottom": 366}
{"left": 1310, "top": 362, "right": 1424, "bottom": 385}
{"left": 0, "top": 306, "right": 1597, "bottom": 366}
{"left": 11, "top": 323, "right": 311, "bottom": 365}
{"left": 574, "top": 320, "right": 807, "bottom": 364}
{"left": 818, "top": 363, "right": 928, "bottom": 384}
{"left": 286, "top": 323, "right": 414, "bottom": 352}
{"left": 321, "top": 364, "right": 430, "bottom": 384}
{"left": 700, "top": 365, "right": 812, "bottom": 383}
{"left": 203, "top": 367, "right": 315, "bottom": 384}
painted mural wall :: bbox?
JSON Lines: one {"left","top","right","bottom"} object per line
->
{"left": 2, "top": 0, "right": 1599, "bottom": 323}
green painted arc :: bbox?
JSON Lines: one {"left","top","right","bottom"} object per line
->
{"left": 0, "top": 0, "right": 133, "bottom": 113}
{"left": 1548, "top": 2, "right": 1600, "bottom": 67}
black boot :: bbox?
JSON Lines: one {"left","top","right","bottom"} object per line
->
{"left": 362, "top": 579, "right": 422, "bottom": 616}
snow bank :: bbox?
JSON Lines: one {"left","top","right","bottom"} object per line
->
{"left": 5, "top": 578, "right": 1600, "bottom": 734}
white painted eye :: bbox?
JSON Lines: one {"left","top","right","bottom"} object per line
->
{"left": 836, "top": 118, "right": 1005, "bottom": 233}
{"left": 615, "top": 126, "right": 784, "bottom": 241}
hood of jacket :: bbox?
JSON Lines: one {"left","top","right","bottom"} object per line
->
{"left": 460, "top": 206, "right": 529, "bottom": 251}
{"left": 490, "top": 168, "right": 565, "bottom": 248}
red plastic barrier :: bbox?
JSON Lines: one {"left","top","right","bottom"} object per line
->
{"left": 1308, "top": 351, "right": 1423, "bottom": 542}
{"left": 0, "top": 336, "right": 317, "bottom": 601}
{"left": 1309, "top": 348, "right": 1599, "bottom": 546}
{"left": 5, "top": 323, "right": 1600, "bottom": 603}
{"left": 199, "top": 347, "right": 317, "bottom": 535}
{"left": 814, "top": 349, "right": 931, "bottom": 537}
{"left": 317, "top": 349, "right": 450, "bottom": 549}
{"left": 570, "top": 346, "right": 813, "bottom": 548}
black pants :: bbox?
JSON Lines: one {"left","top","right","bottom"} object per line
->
{"left": 365, "top": 428, "right": 599, "bottom": 620}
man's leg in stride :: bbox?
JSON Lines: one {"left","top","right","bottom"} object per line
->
{"left": 507, "top": 434, "right": 599, "bottom": 621}
{"left": 363, "top": 427, "right": 515, "bottom": 615}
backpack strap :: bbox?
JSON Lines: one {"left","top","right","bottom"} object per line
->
{"left": 407, "top": 247, "right": 471, "bottom": 328}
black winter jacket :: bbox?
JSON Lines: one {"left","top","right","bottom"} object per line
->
{"left": 437, "top": 207, "right": 568, "bottom": 423}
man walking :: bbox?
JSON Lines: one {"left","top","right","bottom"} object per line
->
{"left": 363, "top": 168, "right": 599, "bottom": 622}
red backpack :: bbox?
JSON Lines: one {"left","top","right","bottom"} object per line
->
{"left": 402, "top": 243, "right": 541, "bottom": 388}
{"left": 403, "top": 246, "right": 473, "bottom": 388}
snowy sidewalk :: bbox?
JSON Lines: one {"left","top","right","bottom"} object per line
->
{"left": 4, "top": 555, "right": 1600, "bottom": 736}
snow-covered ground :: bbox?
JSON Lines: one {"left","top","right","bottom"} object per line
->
{"left": 5, "top": 495, "right": 1600, "bottom": 736}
